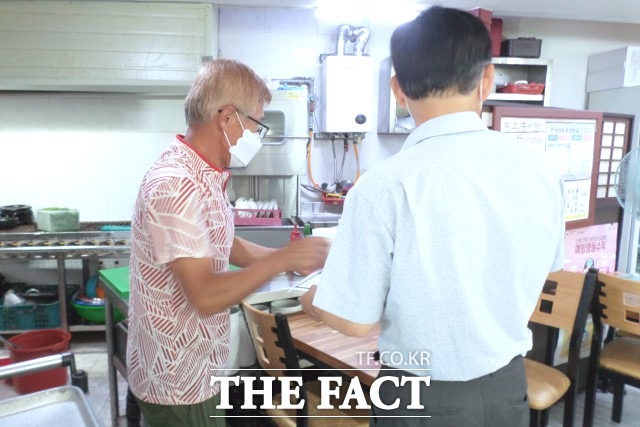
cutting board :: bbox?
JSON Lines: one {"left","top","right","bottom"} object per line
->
{"left": 98, "top": 264, "right": 240, "bottom": 299}
{"left": 99, "top": 266, "right": 130, "bottom": 298}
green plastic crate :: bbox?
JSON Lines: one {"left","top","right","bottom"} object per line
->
{"left": 0, "top": 301, "right": 61, "bottom": 330}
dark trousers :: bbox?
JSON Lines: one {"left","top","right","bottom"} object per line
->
{"left": 370, "top": 356, "right": 529, "bottom": 427}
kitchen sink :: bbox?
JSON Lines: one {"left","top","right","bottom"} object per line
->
{"left": 234, "top": 214, "right": 341, "bottom": 248}
{"left": 234, "top": 220, "right": 295, "bottom": 248}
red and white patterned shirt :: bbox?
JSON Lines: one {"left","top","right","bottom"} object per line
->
{"left": 127, "top": 135, "right": 233, "bottom": 405}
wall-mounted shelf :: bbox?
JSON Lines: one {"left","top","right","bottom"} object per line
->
{"left": 377, "top": 56, "right": 553, "bottom": 134}
{"left": 488, "top": 93, "right": 545, "bottom": 102}
{"left": 489, "top": 57, "right": 552, "bottom": 106}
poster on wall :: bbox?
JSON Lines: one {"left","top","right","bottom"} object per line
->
{"left": 562, "top": 222, "right": 618, "bottom": 273}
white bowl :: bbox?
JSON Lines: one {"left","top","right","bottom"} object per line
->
{"left": 270, "top": 299, "right": 301, "bottom": 315}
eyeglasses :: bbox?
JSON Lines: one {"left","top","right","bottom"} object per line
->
{"left": 218, "top": 107, "right": 270, "bottom": 138}
{"left": 236, "top": 110, "right": 269, "bottom": 138}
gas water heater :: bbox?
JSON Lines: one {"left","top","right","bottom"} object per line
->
{"left": 321, "top": 55, "right": 373, "bottom": 133}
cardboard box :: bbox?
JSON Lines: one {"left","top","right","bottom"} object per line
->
{"left": 467, "top": 7, "right": 492, "bottom": 28}
{"left": 490, "top": 18, "right": 503, "bottom": 57}
{"left": 468, "top": 9, "right": 502, "bottom": 57}
{"left": 587, "top": 46, "right": 640, "bottom": 92}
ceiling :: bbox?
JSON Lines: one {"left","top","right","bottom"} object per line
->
{"left": 203, "top": 0, "right": 640, "bottom": 25}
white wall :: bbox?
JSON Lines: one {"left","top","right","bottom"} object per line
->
{"left": 2, "top": 6, "right": 640, "bottom": 222}
{"left": 0, "top": 93, "right": 184, "bottom": 220}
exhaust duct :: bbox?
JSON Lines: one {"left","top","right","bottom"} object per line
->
{"left": 335, "top": 24, "right": 370, "bottom": 56}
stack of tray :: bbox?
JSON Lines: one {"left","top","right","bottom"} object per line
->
{"left": 0, "top": 385, "right": 104, "bottom": 426}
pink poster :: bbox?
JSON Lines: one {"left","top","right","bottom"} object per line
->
{"left": 563, "top": 223, "right": 618, "bottom": 273}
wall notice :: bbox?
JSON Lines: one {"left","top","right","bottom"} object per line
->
{"left": 500, "top": 117, "right": 597, "bottom": 222}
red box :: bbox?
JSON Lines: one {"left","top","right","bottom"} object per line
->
{"left": 490, "top": 18, "right": 503, "bottom": 57}
{"left": 468, "top": 9, "right": 502, "bottom": 57}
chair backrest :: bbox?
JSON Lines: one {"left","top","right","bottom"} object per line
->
{"left": 241, "top": 301, "right": 301, "bottom": 377}
{"left": 529, "top": 269, "right": 597, "bottom": 368}
{"left": 530, "top": 270, "right": 596, "bottom": 332}
{"left": 593, "top": 272, "right": 640, "bottom": 336}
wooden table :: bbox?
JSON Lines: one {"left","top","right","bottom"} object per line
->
{"left": 287, "top": 312, "right": 381, "bottom": 386}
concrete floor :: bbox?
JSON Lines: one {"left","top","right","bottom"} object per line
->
{"left": 1, "top": 331, "right": 639, "bottom": 426}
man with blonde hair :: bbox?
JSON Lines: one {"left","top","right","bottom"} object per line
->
{"left": 127, "top": 59, "right": 330, "bottom": 426}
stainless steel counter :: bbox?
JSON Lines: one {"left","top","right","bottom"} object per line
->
{"left": 0, "top": 223, "right": 130, "bottom": 259}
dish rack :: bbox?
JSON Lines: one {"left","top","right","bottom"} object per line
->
{"left": 233, "top": 208, "right": 282, "bottom": 226}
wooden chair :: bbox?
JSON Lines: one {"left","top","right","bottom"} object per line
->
{"left": 241, "top": 301, "right": 369, "bottom": 427}
{"left": 583, "top": 272, "right": 640, "bottom": 426}
{"left": 524, "top": 269, "right": 597, "bottom": 427}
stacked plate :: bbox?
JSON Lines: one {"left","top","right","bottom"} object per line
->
{"left": 234, "top": 197, "right": 278, "bottom": 218}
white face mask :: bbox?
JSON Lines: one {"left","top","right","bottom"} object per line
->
{"left": 223, "top": 112, "right": 263, "bottom": 168}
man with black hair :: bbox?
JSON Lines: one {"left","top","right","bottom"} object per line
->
{"left": 302, "top": 6, "right": 565, "bottom": 426}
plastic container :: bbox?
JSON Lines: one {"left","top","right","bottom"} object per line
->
{"left": 232, "top": 208, "right": 282, "bottom": 226}
{"left": 36, "top": 208, "right": 80, "bottom": 232}
{"left": 497, "top": 82, "right": 545, "bottom": 95}
{"left": 0, "top": 357, "right": 13, "bottom": 385}
{"left": 0, "top": 300, "right": 61, "bottom": 330}
{"left": 71, "top": 299, "right": 125, "bottom": 324}
{"left": 8, "top": 329, "right": 72, "bottom": 394}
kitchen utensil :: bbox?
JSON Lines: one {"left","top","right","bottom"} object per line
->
{"left": 0, "top": 215, "right": 18, "bottom": 230}
{"left": 0, "top": 205, "right": 34, "bottom": 225}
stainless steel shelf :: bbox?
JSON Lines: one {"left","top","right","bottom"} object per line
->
{"left": 69, "top": 324, "right": 106, "bottom": 333}
{"left": 0, "top": 223, "right": 130, "bottom": 333}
